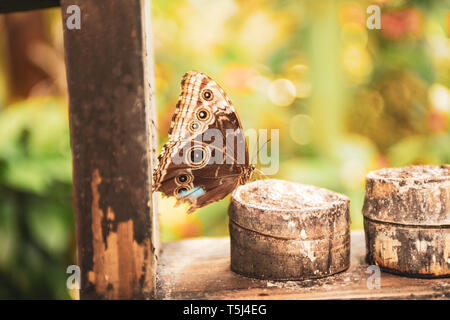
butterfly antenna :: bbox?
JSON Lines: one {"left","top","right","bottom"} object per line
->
{"left": 248, "top": 137, "right": 272, "bottom": 182}
{"left": 250, "top": 138, "right": 272, "bottom": 165}
{"left": 251, "top": 166, "right": 269, "bottom": 182}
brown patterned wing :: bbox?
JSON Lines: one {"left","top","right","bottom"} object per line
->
{"left": 167, "top": 71, "right": 238, "bottom": 142}
{"left": 154, "top": 71, "right": 252, "bottom": 213}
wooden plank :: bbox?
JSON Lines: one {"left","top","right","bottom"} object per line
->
{"left": 61, "top": 0, "right": 158, "bottom": 299}
{"left": 157, "top": 231, "right": 450, "bottom": 299}
{"left": 0, "top": 0, "right": 59, "bottom": 13}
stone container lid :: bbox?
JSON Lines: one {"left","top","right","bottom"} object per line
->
{"left": 229, "top": 179, "right": 350, "bottom": 240}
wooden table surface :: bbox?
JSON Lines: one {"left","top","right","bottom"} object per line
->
{"left": 156, "top": 230, "right": 450, "bottom": 299}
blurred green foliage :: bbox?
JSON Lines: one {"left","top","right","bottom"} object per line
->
{"left": 0, "top": 0, "right": 449, "bottom": 299}
{"left": 0, "top": 98, "right": 74, "bottom": 299}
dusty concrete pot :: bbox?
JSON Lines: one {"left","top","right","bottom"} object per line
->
{"left": 228, "top": 179, "right": 351, "bottom": 280}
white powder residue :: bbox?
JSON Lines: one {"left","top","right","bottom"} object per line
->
{"left": 236, "top": 179, "right": 346, "bottom": 211}
{"left": 368, "top": 165, "right": 450, "bottom": 181}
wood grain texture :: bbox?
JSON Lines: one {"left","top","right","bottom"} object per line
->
{"left": 61, "top": 0, "right": 158, "bottom": 299}
{"left": 364, "top": 219, "right": 450, "bottom": 277}
{"left": 0, "top": 0, "right": 59, "bottom": 13}
{"left": 363, "top": 165, "right": 450, "bottom": 225}
{"left": 363, "top": 165, "right": 450, "bottom": 277}
{"left": 157, "top": 231, "right": 450, "bottom": 300}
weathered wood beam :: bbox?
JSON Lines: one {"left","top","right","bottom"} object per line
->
{"left": 61, "top": 0, "right": 158, "bottom": 299}
{"left": 0, "top": 0, "right": 59, "bottom": 13}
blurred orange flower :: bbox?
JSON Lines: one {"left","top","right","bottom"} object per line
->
{"left": 427, "top": 108, "right": 447, "bottom": 133}
{"left": 338, "top": 2, "right": 365, "bottom": 27}
{"left": 221, "top": 65, "right": 257, "bottom": 92}
{"left": 381, "top": 8, "right": 423, "bottom": 41}
{"left": 446, "top": 11, "right": 450, "bottom": 34}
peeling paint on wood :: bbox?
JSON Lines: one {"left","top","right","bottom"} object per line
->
{"left": 87, "top": 169, "right": 153, "bottom": 299}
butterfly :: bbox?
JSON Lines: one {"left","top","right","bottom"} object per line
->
{"left": 153, "top": 71, "right": 254, "bottom": 213}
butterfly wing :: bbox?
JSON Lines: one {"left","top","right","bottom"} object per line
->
{"left": 154, "top": 71, "right": 251, "bottom": 213}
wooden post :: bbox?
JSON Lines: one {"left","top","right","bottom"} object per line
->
{"left": 61, "top": 0, "right": 159, "bottom": 299}
{"left": 0, "top": 0, "right": 59, "bottom": 13}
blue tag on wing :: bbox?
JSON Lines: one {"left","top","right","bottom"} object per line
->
{"left": 178, "top": 186, "right": 205, "bottom": 199}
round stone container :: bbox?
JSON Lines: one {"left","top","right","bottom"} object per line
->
{"left": 228, "top": 179, "right": 351, "bottom": 280}
{"left": 363, "top": 165, "right": 450, "bottom": 278}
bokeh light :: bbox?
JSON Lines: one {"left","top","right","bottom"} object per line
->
{"left": 429, "top": 83, "right": 450, "bottom": 112}
{"left": 289, "top": 114, "right": 314, "bottom": 145}
{"left": 268, "top": 79, "right": 296, "bottom": 106}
